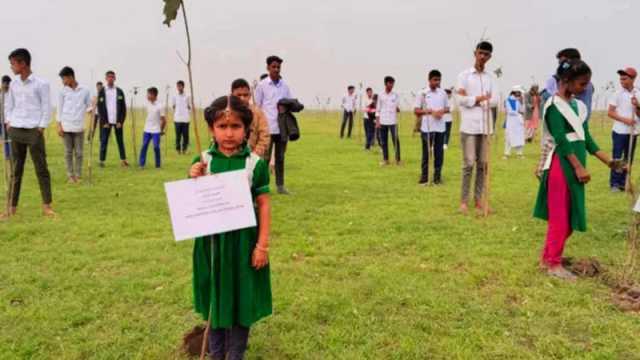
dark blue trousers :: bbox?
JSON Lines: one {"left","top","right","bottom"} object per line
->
{"left": 610, "top": 131, "right": 637, "bottom": 189}
{"left": 380, "top": 124, "right": 400, "bottom": 162}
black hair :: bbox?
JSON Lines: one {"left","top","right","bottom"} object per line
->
{"left": 384, "top": 76, "right": 395, "bottom": 84}
{"left": 204, "top": 96, "right": 253, "bottom": 139}
{"left": 231, "top": 78, "right": 250, "bottom": 91}
{"left": 8, "top": 48, "right": 31, "bottom": 66}
{"left": 266, "top": 55, "right": 283, "bottom": 66}
{"left": 177, "top": 80, "right": 185, "bottom": 86}
{"left": 105, "top": 70, "right": 115, "bottom": 77}
{"left": 366, "top": 87, "right": 372, "bottom": 92}
{"left": 259, "top": 73, "right": 268, "bottom": 80}
{"left": 2, "top": 75, "right": 10, "bottom": 84}
{"left": 96, "top": 81, "right": 103, "bottom": 86}
{"left": 428, "top": 69, "right": 442, "bottom": 80}
{"left": 348, "top": 85, "right": 355, "bottom": 90}
{"left": 476, "top": 41, "right": 493, "bottom": 53}
{"left": 556, "top": 59, "right": 591, "bottom": 83}
{"left": 556, "top": 48, "right": 581, "bottom": 60}
{"left": 58, "top": 66, "right": 75, "bottom": 78}
{"left": 444, "top": 88, "right": 452, "bottom": 95}
{"left": 147, "top": 87, "right": 158, "bottom": 96}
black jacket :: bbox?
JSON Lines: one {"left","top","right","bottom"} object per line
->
{"left": 277, "top": 98, "right": 304, "bottom": 142}
{"left": 97, "top": 87, "right": 127, "bottom": 126}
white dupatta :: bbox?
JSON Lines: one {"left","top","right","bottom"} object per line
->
{"left": 540, "top": 96, "right": 588, "bottom": 171}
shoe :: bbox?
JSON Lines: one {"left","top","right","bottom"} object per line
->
{"left": 611, "top": 187, "right": 622, "bottom": 193}
{"left": 99, "top": 162, "right": 105, "bottom": 168}
{"left": 546, "top": 266, "right": 577, "bottom": 281}
{"left": 434, "top": 178, "right": 442, "bottom": 185}
{"left": 443, "top": 144, "right": 448, "bottom": 150}
{"left": 419, "top": 178, "right": 429, "bottom": 186}
{"left": 277, "top": 186, "right": 290, "bottom": 195}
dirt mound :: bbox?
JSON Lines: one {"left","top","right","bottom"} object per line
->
{"left": 613, "top": 286, "right": 640, "bottom": 312}
{"left": 182, "top": 324, "right": 208, "bottom": 358}
{"left": 562, "top": 257, "right": 603, "bottom": 278}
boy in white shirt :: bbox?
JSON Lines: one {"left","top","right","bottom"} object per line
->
{"left": 607, "top": 67, "right": 640, "bottom": 192}
{"left": 139, "top": 87, "right": 166, "bottom": 168}
{"left": 172, "top": 80, "right": 191, "bottom": 154}
{"left": 56, "top": 66, "right": 91, "bottom": 183}
{"left": 376, "top": 76, "right": 401, "bottom": 165}
{"left": 340, "top": 85, "right": 357, "bottom": 138}
{"left": 443, "top": 88, "right": 454, "bottom": 149}
{"left": 414, "top": 70, "right": 449, "bottom": 185}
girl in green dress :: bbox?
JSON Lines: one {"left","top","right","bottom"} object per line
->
{"left": 534, "top": 60, "right": 622, "bottom": 281}
{"left": 189, "top": 95, "right": 272, "bottom": 360}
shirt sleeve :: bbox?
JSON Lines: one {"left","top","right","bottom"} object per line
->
{"left": 254, "top": 84, "right": 264, "bottom": 107}
{"left": 608, "top": 92, "right": 618, "bottom": 108}
{"left": 56, "top": 91, "right": 64, "bottom": 123}
{"left": 545, "top": 104, "right": 574, "bottom": 157}
{"left": 252, "top": 158, "right": 270, "bottom": 196}
{"left": 413, "top": 92, "right": 423, "bottom": 109}
{"left": 455, "top": 73, "right": 476, "bottom": 108}
{"left": 4, "top": 86, "right": 14, "bottom": 124}
{"left": 39, "top": 81, "right": 51, "bottom": 128}
{"left": 160, "top": 103, "right": 166, "bottom": 117}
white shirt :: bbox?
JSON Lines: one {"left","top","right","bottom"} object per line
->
{"left": 609, "top": 88, "right": 640, "bottom": 135}
{"left": 376, "top": 90, "right": 400, "bottom": 125}
{"left": 105, "top": 86, "right": 118, "bottom": 124}
{"left": 341, "top": 93, "right": 357, "bottom": 112}
{"left": 414, "top": 87, "right": 449, "bottom": 133}
{"left": 456, "top": 67, "right": 498, "bottom": 134}
{"left": 444, "top": 96, "right": 454, "bottom": 123}
{"left": 255, "top": 77, "right": 292, "bottom": 134}
{"left": 4, "top": 74, "right": 51, "bottom": 129}
{"left": 57, "top": 84, "right": 91, "bottom": 133}
{"left": 172, "top": 92, "right": 191, "bottom": 123}
{"left": 144, "top": 100, "right": 166, "bottom": 134}
{"left": 362, "top": 95, "right": 375, "bottom": 118}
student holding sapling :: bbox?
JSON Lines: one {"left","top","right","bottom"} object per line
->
{"left": 189, "top": 95, "right": 271, "bottom": 360}
{"left": 534, "top": 59, "right": 626, "bottom": 281}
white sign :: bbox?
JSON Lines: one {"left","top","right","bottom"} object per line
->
{"left": 164, "top": 170, "right": 256, "bottom": 241}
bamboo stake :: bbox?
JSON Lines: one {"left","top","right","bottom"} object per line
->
{"left": 130, "top": 87, "right": 139, "bottom": 164}
{"left": 165, "top": 85, "right": 170, "bottom": 158}
{"left": 0, "top": 89, "right": 11, "bottom": 217}
{"left": 480, "top": 78, "right": 492, "bottom": 217}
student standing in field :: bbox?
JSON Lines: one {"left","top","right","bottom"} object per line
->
{"left": 534, "top": 60, "right": 621, "bottom": 280}
{"left": 255, "top": 55, "right": 294, "bottom": 195}
{"left": 0, "top": 75, "right": 10, "bottom": 159}
{"left": 97, "top": 70, "right": 128, "bottom": 168}
{"left": 362, "top": 87, "right": 377, "bottom": 150}
{"left": 456, "top": 41, "right": 497, "bottom": 214}
{"left": 414, "top": 70, "right": 449, "bottom": 185}
{"left": 607, "top": 67, "right": 640, "bottom": 192}
{"left": 231, "top": 78, "right": 271, "bottom": 158}
{"left": 172, "top": 80, "right": 191, "bottom": 154}
{"left": 503, "top": 86, "right": 525, "bottom": 158}
{"left": 340, "top": 85, "right": 357, "bottom": 138}
{"left": 189, "top": 95, "right": 271, "bottom": 360}
{"left": 525, "top": 84, "right": 541, "bottom": 143}
{"left": 139, "top": 87, "right": 166, "bottom": 168}
{"left": 376, "top": 76, "right": 401, "bottom": 165}
{"left": 87, "top": 81, "right": 104, "bottom": 141}
{"left": 2, "top": 48, "right": 55, "bottom": 218}
{"left": 443, "top": 88, "right": 454, "bottom": 150}
{"left": 56, "top": 66, "right": 91, "bottom": 183}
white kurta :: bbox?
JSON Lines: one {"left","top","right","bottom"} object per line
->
{"left": 505, "top": 97, "right": 525, "bottom": 147}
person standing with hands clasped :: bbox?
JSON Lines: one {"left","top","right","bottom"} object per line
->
{"left": 2, "top": 48, "right": 55, "bottom": 218}
{"left": 189, "top": 95, "right": 272, "bottom": 360}
{"left": 607, "top": 67, "right": 640, "bottom": 192}
{"left": 534, "top": 60, "right": 624, "bottom": 281}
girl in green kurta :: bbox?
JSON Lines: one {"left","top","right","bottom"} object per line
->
{"left": 533, "top": 60, "right": 622, "bottom": 281}
{"left": 189, "top": 95, "right": 272, "bottom": 360}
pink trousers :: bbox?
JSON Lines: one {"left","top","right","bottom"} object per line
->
{"left": 542, "top": 154, "right": 572, "bottom": 267}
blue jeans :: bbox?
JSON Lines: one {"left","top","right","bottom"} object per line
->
{"left": 610, "top": 131, "right": 637, "bottom": 189}
{"left": 139, "top": 132, "right": 161, "bottom": 168}
{"left": 0, "top": 124, "right": 10, "bottom": 159}
{"left": 380, "top": 125, "right": 400, "bottom": 162}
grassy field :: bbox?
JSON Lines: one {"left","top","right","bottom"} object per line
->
{"left": 1, "top": 109, "right": 639, "bottom": 359}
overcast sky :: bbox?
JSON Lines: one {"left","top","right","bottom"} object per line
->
{"left": 1, "top": 0, "right": 637, "bottom": 109}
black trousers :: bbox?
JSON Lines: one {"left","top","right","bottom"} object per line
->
{"left": 99, "top": 124, "right": 127, "bottom": 162}
{"left": 175, "top": 122, "right": 190, "bottom": 152}
{"left": 420, "top": 131, "right": 445, "bottom": 181}
{"left": 208, "top": 326, "right": 250, "bottom": 360}
{"left": 340, "top": 111, "right": 354, "bottom": 138}
{"left": 364, "top": 113, "right": 376, "bottom": 149}
{"left": 8, "top": 128, "right": 52, "bottom": 206}
{"left": 379, "top": 125, "right": 400, "bottom": 162}
{"left": 269, "top": 134, "right": 287, "bottom": 187}
{"left": 444, "top": 122, "right": 453, "bottom": 145}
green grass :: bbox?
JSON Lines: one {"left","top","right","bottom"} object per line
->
{"left": 1, "top": 110, "right": 639, "bottom": 359}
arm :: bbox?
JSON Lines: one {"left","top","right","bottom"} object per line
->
{"left": 256, "top": 111, "right": 271, "bottom": 157}
{"left": 56, "top": 91, "right": 64, "bottom": 136}
{"left": 39, "top": 82, "right": 51, "bottom": 130}
{"left": 254, "top": 85, "right": 264, "bottom": 107}
{"left": 119, "top": 89, "right": 127, "bottom": 124}
{"left": 252, "top": 194, "right": 271, "bottom": 269}
{"left": 608, "top": 104, "right": 634, "bottom": 126}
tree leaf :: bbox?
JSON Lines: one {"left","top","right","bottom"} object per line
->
{"left": 162, "top": 0, "right": 182, "bottom": 27}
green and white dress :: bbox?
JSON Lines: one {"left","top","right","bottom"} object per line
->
{"left": 533, "top": 96, "right": 600, "bottom": 232}
{"left": 192, "top": 144, "right": 272, "bottom": 328}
